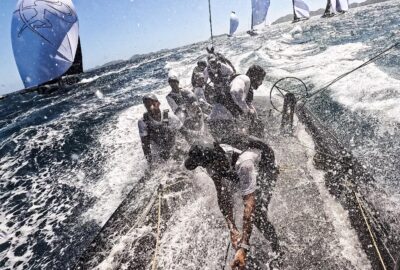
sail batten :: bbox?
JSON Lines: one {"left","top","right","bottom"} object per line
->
{"left": 251, "top": 0, "right": 270, "bottom": 29}
{"left": 229, "top": 12, "right": 239, "bottom": 36}
{"left": 11, "top": 0, "right": 81, "bottom": 88}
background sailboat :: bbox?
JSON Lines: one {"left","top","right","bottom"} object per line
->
{"left": 323, "top": 0, "right": 349, "bottom": 17}
{"left": 293, "top": 0, "right": 310, "bottom": 22}
{"left": 229, "top": 11, "right": 239, "bottom": 37}
{"left": 11, "top": 0, "right": 83, "bottom": 89}
{"left": 248, "top": 0, "right": 270, "bottom": 35}
{"left": 336, "top": 0, "right": 349, "bottom": 13}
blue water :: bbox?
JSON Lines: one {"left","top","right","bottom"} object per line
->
{"left": 1, "top": 1, "right": 399, "bottom": 269}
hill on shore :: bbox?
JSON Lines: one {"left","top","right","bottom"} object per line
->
{"left": 272, "top": 0, "right": 391, "bottom": 24}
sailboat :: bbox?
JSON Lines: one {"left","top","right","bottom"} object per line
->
{"left": 11, "top": 0, "right": 83, "bottom": 92}
{"left": 336, "top": 0, "right": 349, "bottom": 13}
{"left": 228, "top": 11, "right": 239, "bottom": 37}
{"left": 248, "top": 0, "right": 270, "bottom": 36}
{"left": 323, "top": 0, "right": 349, "bottom": 17}
{"left": 292, "top": 0, "right": 310, "bottom": 23}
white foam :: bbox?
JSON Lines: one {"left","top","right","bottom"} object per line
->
{"left": 80, "top": 105, "right": 147, "bottom": 224}
{"left": 297, "top": 125, "right": 372, "bottom": 269}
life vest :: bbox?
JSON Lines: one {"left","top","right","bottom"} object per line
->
{"left": 143, "top": 110, "right": 176, "bottom": 159}
{"left": 207, "top": 65, "right": 233, "bottom": 88}
{"left": 167, "top": 89, "right": 196, "bottom": 111}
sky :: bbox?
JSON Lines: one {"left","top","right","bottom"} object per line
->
{"left": 0, "top": 0, "right": 364, "bottom": 95}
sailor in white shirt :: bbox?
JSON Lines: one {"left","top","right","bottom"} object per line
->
{"left": 207, "top": 65, "right": 266, "bottom": 141}
{"left": 166, "top": 74, "right": 204, "bottom": 132}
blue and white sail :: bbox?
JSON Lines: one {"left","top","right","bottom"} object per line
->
{"left": 11, "top": 0, "right": 82, "bottom": 88}
{"left": 229, "top": 12, "right": 239, "bottom": 36}
{"left": 251, "top": 0, "right": 270, "bottom": 30}
{"left": 293, "top": 0, "right": 310, "bottom": 20}
{"left": 336, "top": 0, "right": 349, "bottom": 12}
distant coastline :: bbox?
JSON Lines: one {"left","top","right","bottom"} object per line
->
{"left": 272, "top": 0, "right": 391, "bottom": 24}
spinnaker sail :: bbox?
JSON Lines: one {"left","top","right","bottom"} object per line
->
{"left": 11, "top": 0, "right": 82, "bottom": 88}
{"left": 229, "top": 12, "right": 239, "bottom": 36}
{"left": 293, "top": 0, "right": 310, "bottom": 21}
{"left": 251, "top": 0, "right": 270, "bottom": 30}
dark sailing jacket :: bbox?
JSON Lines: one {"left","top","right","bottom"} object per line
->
{"left": 167, "top": 89, "right": 197, "bottom": 114}
{"left": 210, "top": 136, "right": 277, "bottom": 183}
{"left": 212, "top": 74, "right": 254, "bottom": 117}
{"left": 143, "top": 109, "right": 176, "bottom": 160}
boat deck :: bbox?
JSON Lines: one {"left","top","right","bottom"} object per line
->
{"left": 76, "top": 96, "right": 372, "bottom": 270}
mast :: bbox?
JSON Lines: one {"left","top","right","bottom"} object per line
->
{"left": 208, "top": 0, "right": 214, "bottom": 46}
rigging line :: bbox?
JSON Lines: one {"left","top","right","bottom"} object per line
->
{"left": 342, "top": 177, "right": 395, "bottom": 267}
{"left": 304, "top": 106, "right": 396, "bottom": 260}
{"left": 208, "top": 0, "right": 214, "bottom": 47}
{"left": 352, "top": 189, "right": 397, "bottom": 264}
{"left": 298, "top": 104, "right": 395, "bottom": 265}
{"left": 303, "top": 42, "right": 400, "bottom": 100}
{"left": 151, "top": 185, "right": 163, "bottom": 270}
{"left": 355, "top": 191, "right": 388, "bottom": 270}
{"left": 221, "top": 242, "right": 231, "bottom": 270}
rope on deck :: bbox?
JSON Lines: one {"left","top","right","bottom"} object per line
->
{"left": 221, "top": 241, "right": 231, "bottom": 270}
{"left": 151, "top": 184, "right": 164, "bottom": 270}
{"left": 300, "top": 106, "right": 395, "bottom": 268}
{"left": 343, "top": 179, "right": 388, "bottom": 270}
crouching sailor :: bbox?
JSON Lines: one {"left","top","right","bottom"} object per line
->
{"left": 138, "top": 94, "right": 186, "bottom": 164}
{"left": 184, "top": 136, "right": 281, "bottom": 269}
{"left": 167, "top": 74, "right": 204, "bottom": 132}
{"left": 208, "top": 65, "right": 266, "bottom": 140}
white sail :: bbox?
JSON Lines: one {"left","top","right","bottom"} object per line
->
{"left": 336, "top": 0, "right": 349, "bottom": 12}
{"left": 11, "top": 0, "right": 80, "bottom": 88}
{"left": 251, "top": 0, "right": 270, "bottom": 29}
{"left": 294, "top": 0, "right": 310, "bottom": 19}
{"left": 229, "top": 12, "right": 239, "bottom": 36}
{"left": 329, "top": 0, "right": 337, "bottom": 13}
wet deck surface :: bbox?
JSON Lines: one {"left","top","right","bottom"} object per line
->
{"left": 257, "top": 96, "right": 370, "bottom": 269}
{"left": 77, "top": 96, "right": 371, "bottom": 270}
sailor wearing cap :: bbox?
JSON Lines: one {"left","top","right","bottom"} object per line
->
{"left": 138, "top": 93, "right": 185, "bottom": 163}
{"left": 167, "top": 74, "right": 204, "bottom": 132}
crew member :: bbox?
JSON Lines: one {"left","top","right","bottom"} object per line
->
{"left": 206, "top": 46, "right": 236, "bottom": 74}
{"left": 192, "top": 72, "right": 212, "bottom": 115}
{"left": 184, "top": 136, "right": 281, "bottom": 270}
{"left": 208, "top": 65, "right": 266, "bottom": 140}
{"left": 191, "top": 60, "right": 207, "bottom": 88}
{"left": 167, "top": 74, "right": 204, "bottom": 132}
{"left": 138, "top": 94, "right": 186, "bottom": 163}
{"left": 204, "top": 55, "right": 235, "bottom": 95}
